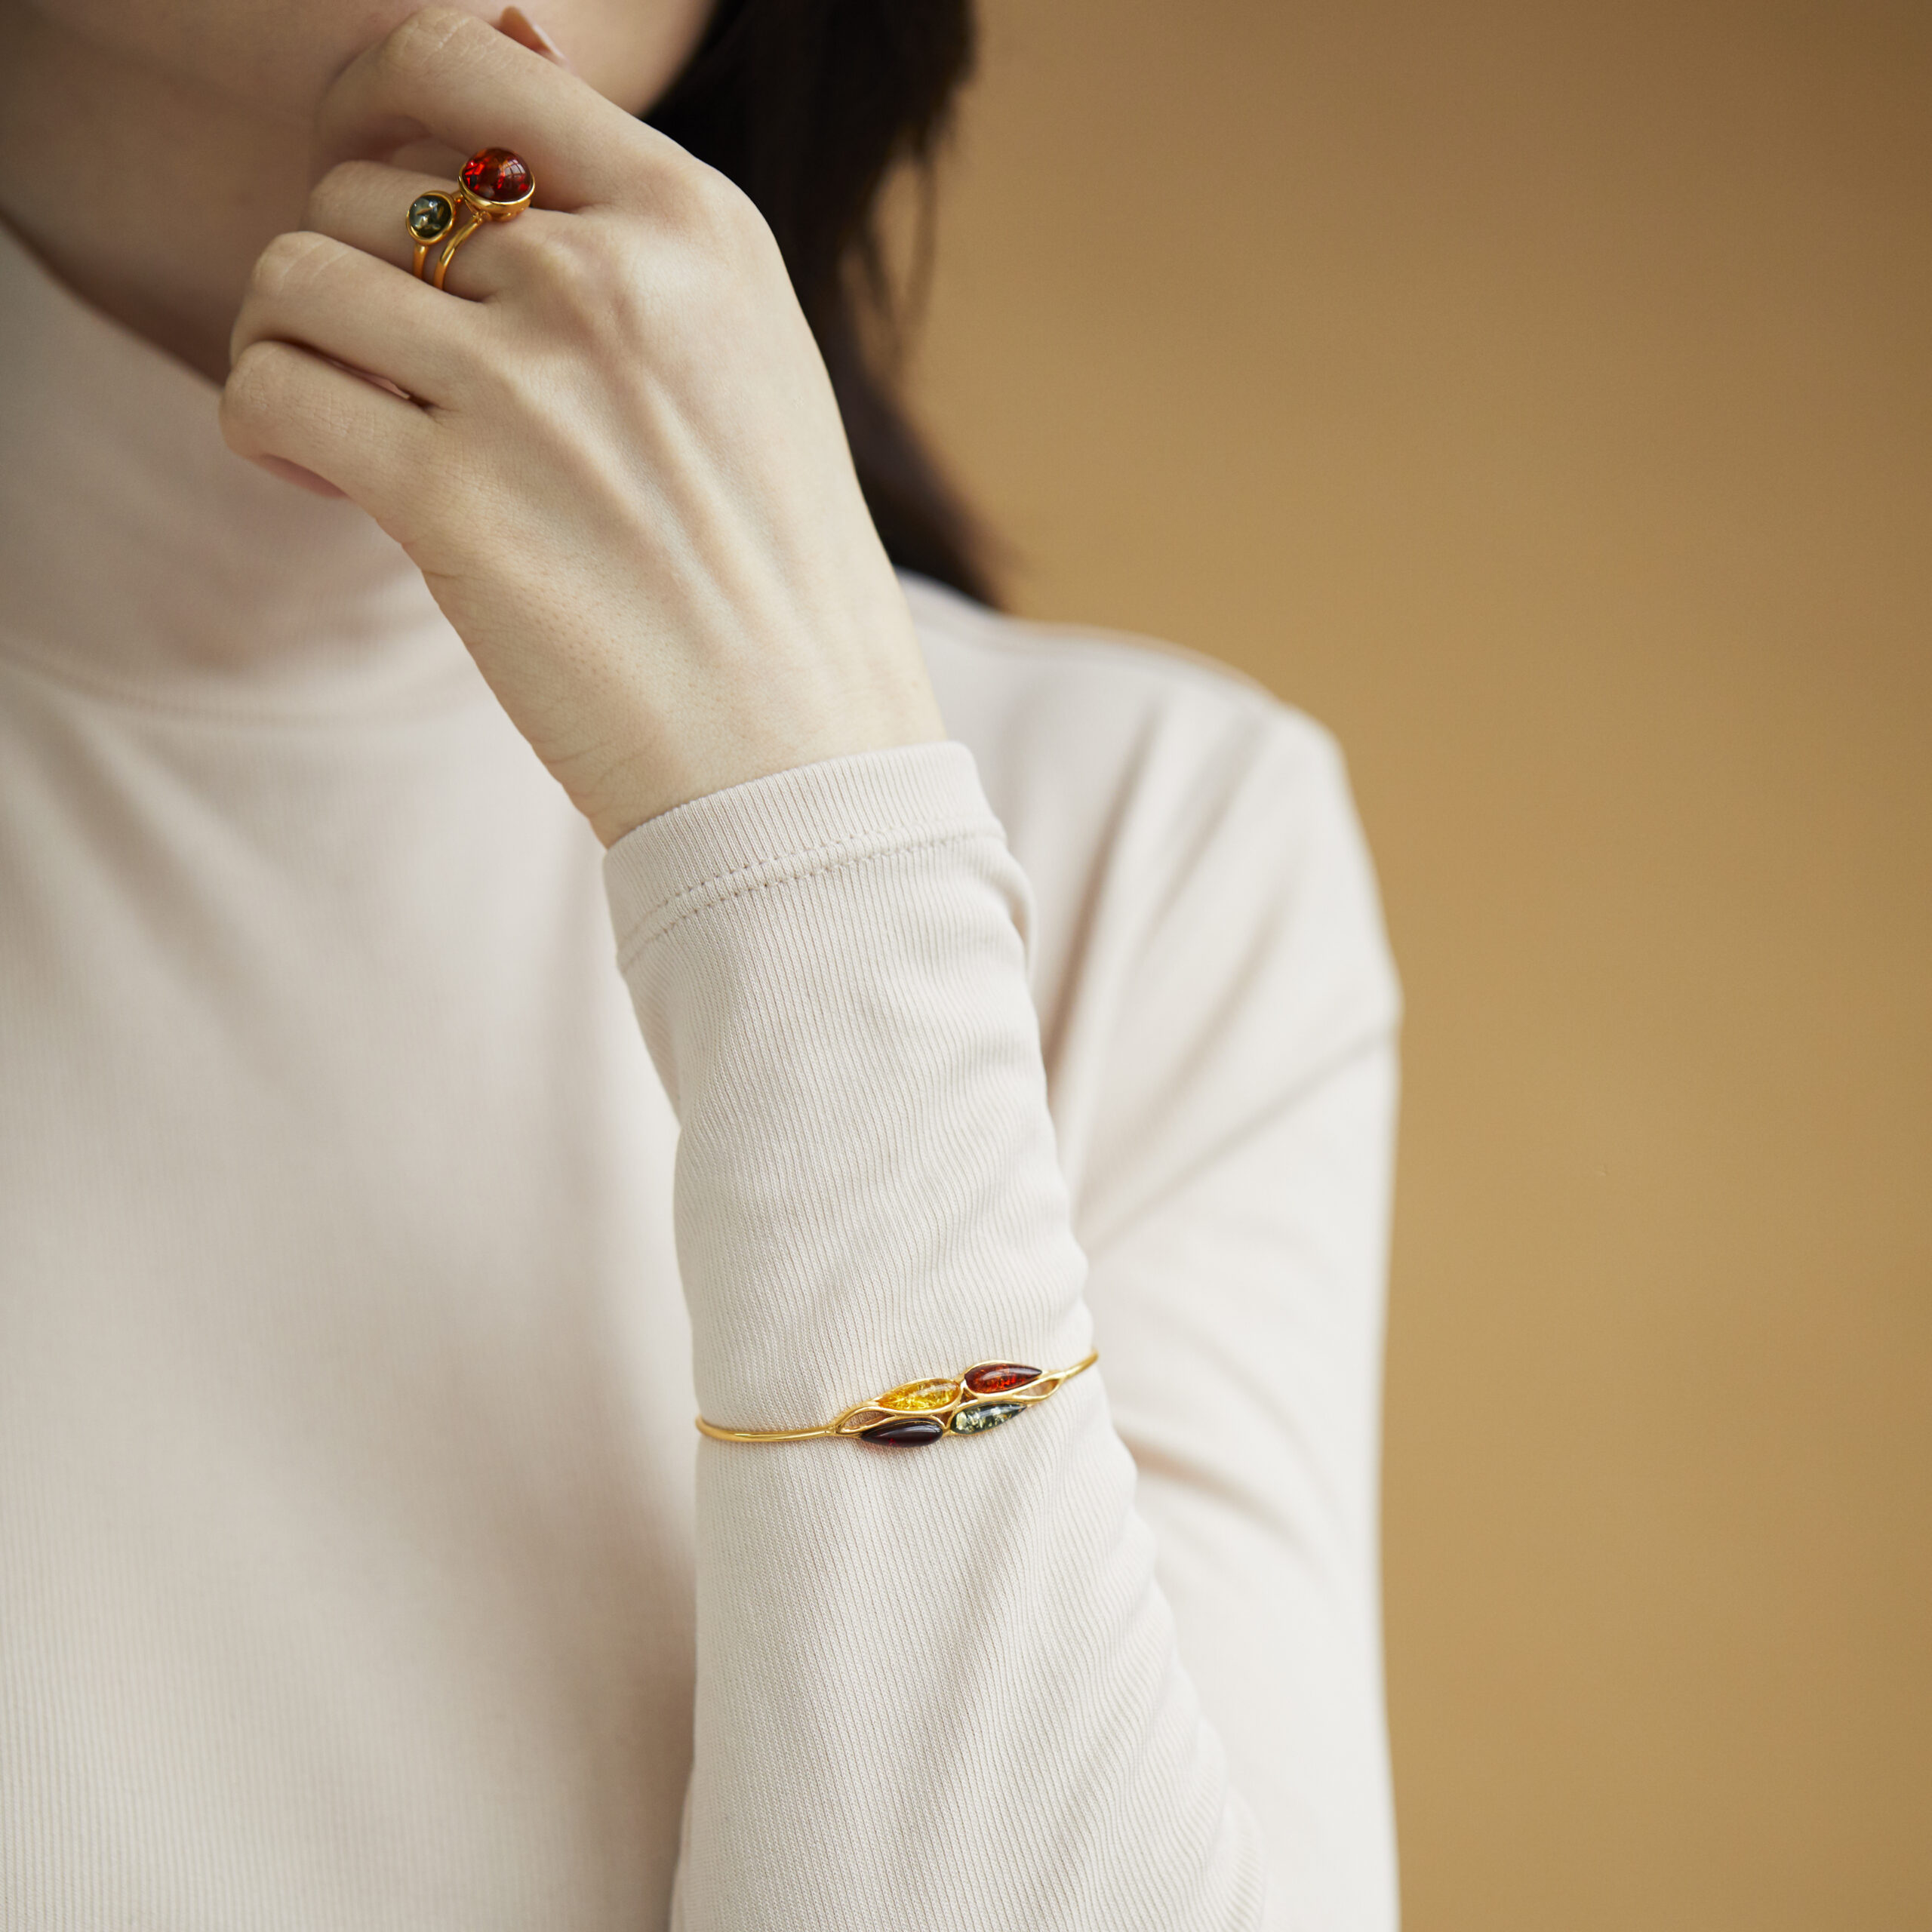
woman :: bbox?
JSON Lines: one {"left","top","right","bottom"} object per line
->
{"left": 0, "top": 2, "right": 1401, "bottom": 1926}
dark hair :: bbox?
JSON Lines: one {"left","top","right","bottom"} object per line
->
{"left": 647, "top": 0, "right": 996, "bottom": 606}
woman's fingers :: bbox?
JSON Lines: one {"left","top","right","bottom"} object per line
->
{"left": 306, "top": 161, "right": 458, "bottom": 278}
{"left": 303, "top": 159, "right": 560, "bottom": 302}
{"left": 220, "top": 338, "right": 435, "bottom": 532}
{"left": 229, "top": 228, "right": 470, "bottom": 403}
{"left": 314, "top": 7, "right": 654, "bottom": 211}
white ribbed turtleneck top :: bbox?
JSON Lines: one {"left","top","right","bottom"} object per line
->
{"left": 0, "top": 225, "right": 1401, "bottom": 1931}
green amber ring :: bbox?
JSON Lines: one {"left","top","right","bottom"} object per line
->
{"left": 407, "top": 192, "right": 457, "bottom": 277}
{"left": 695, "top": 1351, "right": 1099, "bottom": 1447}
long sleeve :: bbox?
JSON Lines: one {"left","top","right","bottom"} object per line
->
{"left": 604, "top": 723, "right": 1399, "bottom": 1931}
{"left": 1055, "top": 708, "right": 1401, "bottom": 1932}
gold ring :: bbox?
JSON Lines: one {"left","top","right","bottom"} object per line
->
{"left": 428, "top": 147, "right": 535, "bottom": 292}
{"left": 405, "top": 191, "right": 457, "bottom": 276}
{"left": 695, "top": 1350, "right": 1100, "bottom": 1447}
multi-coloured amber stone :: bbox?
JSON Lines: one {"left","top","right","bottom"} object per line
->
{"left": 952, "top": 1401, "right": 1025, "bottom": 1435}
{"left": 407, "top": 193, "right": 455, "bottom": 242}
{"left": 694, "top": 1347, "right": 1095, "bottom": 1444}
{"left": 876, "top": 1378, "right": 960, "bottom": 1413}
{"left": 860, "top": 1417, "right": 946, "bottom": 1447}
{"left": 964, "top": 1363, "right": 1041, "bottom": 1396}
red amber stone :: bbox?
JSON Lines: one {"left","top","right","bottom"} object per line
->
{"left": 460, "top": 148, "right": 533, "bottom": 205}
{"left": 964, "top": 1363, "right": 1041, "bottom": 1395}
{"left": 860, "top": 1417, "right": 946, "bottom": 1447}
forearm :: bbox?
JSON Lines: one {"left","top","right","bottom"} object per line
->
{"left": 608, "top": 743, "right": 1273, "bottom": 1930}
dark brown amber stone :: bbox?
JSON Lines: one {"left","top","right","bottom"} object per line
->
{"left": 860, "top": 1417, "right": 946, "bottom": 1447}
{"left": 964, "top": 1363, "right": 1041, "bottom": 1395}
{"left": 460, "top": 147, "right": 533, "bottom": 205}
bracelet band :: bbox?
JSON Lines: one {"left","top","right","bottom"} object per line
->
{"left": 696, "top": 1349, "right": 1099, "bottom": 1447}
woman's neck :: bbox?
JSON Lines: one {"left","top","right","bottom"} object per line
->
{"left": 0, "top": 3, "right": 313, "bottom": 384}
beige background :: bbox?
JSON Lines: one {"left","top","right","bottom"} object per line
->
{"left": 906, "top": 2, "right": 1932, "bottom": 1926}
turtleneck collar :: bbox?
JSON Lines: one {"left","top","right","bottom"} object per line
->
{"left": 0, "top": 223, "right": 483, "bottom": 720}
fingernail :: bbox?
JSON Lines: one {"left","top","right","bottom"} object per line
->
{"left": 497, "top": 7, "right": 576, "bottom": 70}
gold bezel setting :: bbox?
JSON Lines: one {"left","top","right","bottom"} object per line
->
{"left": 420, "top": 149, "right": 537, "bottom": 290}
{"left": 406, "top": 192, "right": 457, "bottom": 277}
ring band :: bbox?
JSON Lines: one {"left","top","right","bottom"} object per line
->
{"left": 432, "top": 210, "right": 488, "bottom": 291}
{"left": 413, "top": 146, "right": 535, "bottom": 291}
{"left": 695, "top": 1350, "right": 1100, "bottom": 1447}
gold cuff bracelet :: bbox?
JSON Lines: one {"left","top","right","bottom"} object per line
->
{"left": 696, "top": 1350, "right": 1099, "bottom": 1447}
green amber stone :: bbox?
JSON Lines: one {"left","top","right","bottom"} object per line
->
{"left": 951, "top": 1400, "right": 1025, "bottom": 1435}
{"left": 408, "top": 193, "right": 455, "bottom": 242}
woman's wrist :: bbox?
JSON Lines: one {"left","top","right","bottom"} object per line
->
{"left": 575, "top": 626, "right": 948, "bottom": 847}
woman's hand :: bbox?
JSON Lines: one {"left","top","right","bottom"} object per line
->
{"left": 221, "top": 7, "right": 944, "bottom": 844}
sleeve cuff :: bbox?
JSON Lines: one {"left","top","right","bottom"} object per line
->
{"left": 603, "top": 741, "right": 1007, "bottom": 973}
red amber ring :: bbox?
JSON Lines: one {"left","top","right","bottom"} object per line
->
{"left": 419, "top": 147, "right": 536, "bottom": 291}
{"left": 694, "top": 1350, "right": 1100, "bottom": 1446}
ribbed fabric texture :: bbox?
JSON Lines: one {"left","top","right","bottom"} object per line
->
{"left": 608, "top": 743, "right": 1086, "bottom": 1427}
{"left": 0, "top": 221, "right": 1402, "bottom": 1932}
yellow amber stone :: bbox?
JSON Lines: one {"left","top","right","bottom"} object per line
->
{"left": 876, "top": 1378, "right": 960, "bottom": 1413}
